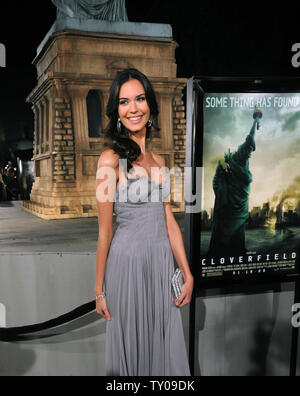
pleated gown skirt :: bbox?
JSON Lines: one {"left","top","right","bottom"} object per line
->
{"left": 104, "top": 175, "right": 191, "bottom": 376}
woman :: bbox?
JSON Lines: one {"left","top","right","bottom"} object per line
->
{"left": 95, "top": 68, "right": 193, "bottom": 376}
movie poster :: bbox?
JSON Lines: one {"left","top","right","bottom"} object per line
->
{"left": 200, "top": 92, "right": 300, "bottom": 279}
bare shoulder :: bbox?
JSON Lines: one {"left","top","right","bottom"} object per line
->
{"left": 97, "top": 148, "right": 120, "bottom": 169}
{"left": 151, "top": 152, "right": 166, "bottom": 167}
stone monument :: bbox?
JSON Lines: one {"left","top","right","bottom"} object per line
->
{"left": 23, "top": 1, "right": 187, "bottom": 219}
{"left": 52, "top": 0, "right": 128, "bottom": 21}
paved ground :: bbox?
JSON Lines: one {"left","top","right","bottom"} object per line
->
{"left": 0, "top": 201, "right": 185, "bottom": 253}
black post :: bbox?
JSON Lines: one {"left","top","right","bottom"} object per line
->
{"left": 290, "top": 279, "right": 300, "bottom": 376}
{"left": 188, "top": 292, "right": 196, "bottom": 375}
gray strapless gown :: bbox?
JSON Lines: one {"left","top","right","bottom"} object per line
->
{"left": 104, "top": 174, "right": 191, "bottom": 376}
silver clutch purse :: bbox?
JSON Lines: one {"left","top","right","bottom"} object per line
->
{"left": 171, "top": 268, "right": 184, "bottom": 299}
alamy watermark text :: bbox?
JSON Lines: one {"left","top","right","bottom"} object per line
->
{"left": 291, "top": 43, "right": 300, "bottom": 68}
{"left": 0, "top": 43, "right": 6, "bottom": 67}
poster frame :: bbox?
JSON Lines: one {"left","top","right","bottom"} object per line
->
{"left": 184, "top": 76, "right": 300, "bottom": 291}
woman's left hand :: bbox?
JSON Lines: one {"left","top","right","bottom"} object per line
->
{"left": 174, "top": 276, "right": 194, "bottom": 308}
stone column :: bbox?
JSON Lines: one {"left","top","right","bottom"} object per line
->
{"left": 158, "top": 92, "right": 174, "bottom": 150}
{"left": 67, "top": 86, "right": 90, "bottom": 193}
{"left": 68, "top": 86, "right": 90, "bottom": 151}
{"left": 172, "top": 89, "right": 186, "bottom": 212}
{"left": 47, "top": 96, "right": 54, "bottom": 155}
{"left": 32, "top": 105, "right": 38, "bottom": 160}
{"left": 52, "top": 97, "right": 76, "bottom": 183}
{"left": 36, "top": 102, "right": 42, "bottom": 156}
{"left": 172, "top": 95, "right": 186, "bottom": 173}
{"left": 41, "top": 97, "right": 48, "bottom": 154}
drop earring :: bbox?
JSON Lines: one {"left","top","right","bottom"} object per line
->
{"left": 117, "top": 117, "right": 122, "bottom": 133}
{"left": 147, "top": 116, "right": 153, "bottom": 128}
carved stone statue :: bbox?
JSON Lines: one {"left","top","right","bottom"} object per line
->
{"left": 52, "top": 0, "right": 128, "bottom": 22}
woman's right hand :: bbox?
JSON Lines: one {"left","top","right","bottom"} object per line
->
{"left": 96, "top": 298, "right": 112, "bottom": 320}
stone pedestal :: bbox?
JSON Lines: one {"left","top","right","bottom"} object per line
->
{"left": 23, "top": 21, "right": 187, "bottom": 219}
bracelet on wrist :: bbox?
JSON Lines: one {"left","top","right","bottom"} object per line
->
{"left": 95, "top": 292, "right": 106, "bottom": 301}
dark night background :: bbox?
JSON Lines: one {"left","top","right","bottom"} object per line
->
{"left": 0, "top": 0, "right": 299, "bottom": 166}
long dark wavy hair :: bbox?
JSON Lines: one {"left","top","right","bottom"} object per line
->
{"left": 103, "top": 68, "right": 160, "bottom": 174}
